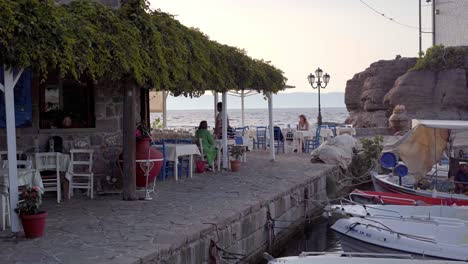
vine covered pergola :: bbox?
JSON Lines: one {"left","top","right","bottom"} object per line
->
{"left": 0, "top": 0, "right": 287, "bottom": 232}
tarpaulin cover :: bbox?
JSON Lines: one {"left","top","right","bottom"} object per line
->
{"left": 311, "top": 134, "right": 360, "bottom": 169}
{"left": 383, "top": 121, "right": 454, "bottom": 180}
{"left": 0, "top": 69, "right": 32, "bottom": 128}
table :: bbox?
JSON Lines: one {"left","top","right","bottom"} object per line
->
{"left": 0, "top": 169, "right": 44, "bottom": 193}
{"left": 164, "top": 144, "right": 201, "bottom": 181}
{"left": 34, "top": 152, "right": 73, "bottom": 181}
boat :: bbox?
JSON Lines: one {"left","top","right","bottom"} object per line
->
{"left": 265, "top": 252, "right": 463, "bottom": 263}
{"left": 350, "top": 189, "right": 468, "bottom": 205}
{"left": 328, "top": 204, "right": 468, "bottom": 223}
{"left": 331, "top": 215, "right": 468, "bottom": 260}
{"left": 372, "top": 172, "right": 468, "bottom": 201}
{"left": 373, "top": 119, "right": 468, "bottom": 201}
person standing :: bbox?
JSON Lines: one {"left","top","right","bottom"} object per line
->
{"left": 214, "top": 102, "right": 230, "bottom": 139}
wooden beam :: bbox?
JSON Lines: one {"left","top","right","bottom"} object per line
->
{"left": 122, "top": 80, "right": 137, "bottom": 200}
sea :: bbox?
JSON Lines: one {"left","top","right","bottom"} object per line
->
{"left": 150, "top": 107, "right": 349, "bottom": 129}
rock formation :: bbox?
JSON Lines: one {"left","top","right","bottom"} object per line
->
{"left": 345, "top": 51, "right": 468, "bottom": 128}
{"left": 345, "top": 58, "right": 417, "bottom": 127}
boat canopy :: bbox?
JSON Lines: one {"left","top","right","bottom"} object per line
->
{"left": 383, "top": 119, "right": 468, "bottom": 180}
{"left": 412, "top": 119, "right": 468, "bottom": 130}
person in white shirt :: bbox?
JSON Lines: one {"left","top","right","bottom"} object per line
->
{"left": 298, "top": 114, "right": 310, "bottom": 131}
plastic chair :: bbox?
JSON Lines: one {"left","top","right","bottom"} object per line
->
{"left": 68, "top": 149, "right": 94, "bottom": 199}
{"left": 273, "top": 127, "right": 285, "bottom": 154}
{"left": 152, "top": 142, "right": 188, "bottom": 180}
{"left": 304, "top": 127, "right": 322, "bottom": 153}
{"left": 256, "top": 126, "right": 267, "bottom": 150}
{"left": 235, "top": 126, "right": 248, "bottom": 136}
{"left": 35, "top": 152, "right": 61, "bottom": 203}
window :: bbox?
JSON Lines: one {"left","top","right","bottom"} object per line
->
{"left": 39, "top": 74, "right": 95, "bottom": 129}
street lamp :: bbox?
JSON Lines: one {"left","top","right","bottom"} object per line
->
{"left": 307, "top": 68, "right": 330, "bottom": 126}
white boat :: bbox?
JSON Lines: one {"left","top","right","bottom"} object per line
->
{"left": 266, "top": 252, "right": 463, "bottom": 264}
{"left": 329, "top": 204, "right": 468, "bottom": 222}
{"left": 331, "top": 214, "right": 468, "bottom": 260}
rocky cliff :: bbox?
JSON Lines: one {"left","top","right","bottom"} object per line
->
{"left": 345, "top": 47, "right": 468, "bottom": 128}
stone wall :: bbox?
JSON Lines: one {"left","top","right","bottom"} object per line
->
{"left": 0, "top": 81, "right": 141, "bottom": 193}
{"left": 153, "top": 167, "right": 339, "bottom": 264}
{"left": 435, "top": 0, "right": 468, "bottom": 47}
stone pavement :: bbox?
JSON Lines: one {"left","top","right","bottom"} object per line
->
{"left": 0, "top": 152, "right": 335, "bottom": 264}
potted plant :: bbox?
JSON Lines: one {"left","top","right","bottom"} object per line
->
{"left": 230, "top": 146, "right": 245, "bottom": 172}
{"left": 14, "top": 187, "right": 48, "bottom": 238}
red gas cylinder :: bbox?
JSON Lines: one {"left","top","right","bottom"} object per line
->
{"left": 120, "top": 138, "right": 163, "bottom": 188}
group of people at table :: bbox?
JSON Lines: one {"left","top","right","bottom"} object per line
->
{"left": 193, "top": 102, "right": 320, "bottom": 170}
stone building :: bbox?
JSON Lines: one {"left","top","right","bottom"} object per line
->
{"left": 434, "top": 0, "right": 468, "bottom": 46}
{"left": 0, "top": 0, "right": 151, "bottom": 193}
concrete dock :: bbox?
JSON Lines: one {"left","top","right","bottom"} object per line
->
{"left": 0, "top": 152, "right": 341, "bottom": 264}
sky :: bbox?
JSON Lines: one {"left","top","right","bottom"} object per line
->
{"left": 150, "top": 0, "right": 433, "bottom": 95}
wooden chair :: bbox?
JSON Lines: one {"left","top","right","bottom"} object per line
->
{"left": 35, "top": 152, "right": 61, "bottom": 203}
{"left": 68, "top": 149, "right": 94, "bottom": 199}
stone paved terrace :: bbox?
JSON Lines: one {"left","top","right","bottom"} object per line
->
{"left": 0, "top": 152, "right": 337, "bottom": 264}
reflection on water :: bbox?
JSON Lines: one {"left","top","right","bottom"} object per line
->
{"left": 277, "top": 217, "right": 341, "bottom": 258}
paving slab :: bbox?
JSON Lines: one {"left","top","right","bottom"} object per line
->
{"left": 0, "top": 151, "right": 335, "bottom": 264}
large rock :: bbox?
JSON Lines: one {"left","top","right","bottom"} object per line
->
{"left": 345, "top": 58, "right": 417, "bottom": 127}
{"left": 384, "top": 68, "right": 468, "bottom": 120}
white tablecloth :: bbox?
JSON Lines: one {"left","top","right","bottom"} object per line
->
{"left": 164, "top": 144, "right": 201, "bottom": 162}
{"left": 0, "top": 169, "right": 44, "bottom": 193}
{"left": 34, "top": 152, "right": 73, "bottom": 181}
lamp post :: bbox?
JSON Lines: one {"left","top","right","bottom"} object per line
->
{"left": 307, "top": 68, "right": 330, "bottom": 126}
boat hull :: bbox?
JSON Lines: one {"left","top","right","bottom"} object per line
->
{"left": 332, "top": 217, "right": 468, "bottom": 261}
{"left": 371, "top": 173, "right": 468, "bottom": 201}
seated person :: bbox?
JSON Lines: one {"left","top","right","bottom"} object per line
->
{"left": 195, "top": 121, "right": 216, "bottom": 170}
{"left": 455, "top": 162, "right": 468, "bottom": 194}
{"left": 298, "top": 114, "right": 310, "bottom": 131}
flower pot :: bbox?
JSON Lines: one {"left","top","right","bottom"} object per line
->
{"left": 230, "top": 160, "right": 241, "bottom": 172}
{"left": 21, "top": 211, "right": 48, "bottom": 238}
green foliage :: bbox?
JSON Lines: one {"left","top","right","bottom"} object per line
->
{"left": 410, "top": 45, "right": 468, "bottom": 72}
{"left": 0, "top": 0, "right": 287, "bottom": 96}
{"left": 229, "top": 145, "right": 245, "bottom": 160}
{"left": 15, "top": 187, "right": 42, "bottom": 215}
{"left": 150, "top": 117, "right": 162, "bottom": 130}
{"left": 349, "top": 136, "right": 383, "bottom": 178}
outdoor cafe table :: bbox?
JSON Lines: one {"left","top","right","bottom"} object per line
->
{"left": 33, "top": 152, "right": 73, "bottom": 181}
{"left": 0, "top": 169, "right": 44, "bottom": 192}
{"left": 164, "top": 144, "right": 201, "bottom": 181}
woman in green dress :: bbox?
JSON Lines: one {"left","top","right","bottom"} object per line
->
{"left": 195, "top": 121, "right": 217, "bottom": 169}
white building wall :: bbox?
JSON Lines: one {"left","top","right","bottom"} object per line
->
{"left": 435, "top": 0, "right": 468, "bottom": 46}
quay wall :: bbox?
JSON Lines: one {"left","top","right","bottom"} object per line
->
{"left": 153, "top": 166, "right": 341, "bottom": 264}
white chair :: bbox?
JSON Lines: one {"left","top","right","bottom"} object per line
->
{"left": 198, "top": 138, "right": 215, "bottom": 171}
{"left": 2, "top": 160, "right": 33, "bottom": 169}
{"left": 35, "top": 152, "right": 61, "bottom": 203}
{"left": 68, "top": 149, "right": 94, "bottom": 199}
{"left": 1, "top": 188, "right": 9, "bottom": 231}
